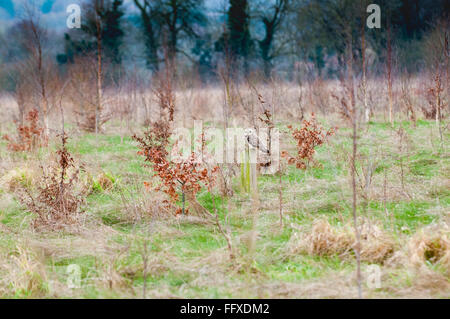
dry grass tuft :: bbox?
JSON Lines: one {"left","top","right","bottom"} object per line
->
{"left": 96, "top": 172, "right": 114, "bottom": 191}
{"left": 288, "top": 219, "right": 353, "bottom": 257}
{"left": 359, "top": 222, "right": 397, "bottom": 264}
{"left": 0, "top": 166, "right": 37, "bottom": 192}
{"left": 411, "top": 268, "right": 450, "bottom": 295}
{"left": 408, "top": 224, "right": 450, "bottom": 275}
{"left": 97, "top": 256, "right": 132, "bottom": 292}
{"left": 119, "top": 188, "right": 176, "bottom": 222}
{"left": 288, "top": 219, "right": 395, "bottom": 264}
{"left": 0, "top": 245, "right": 48, "bottom": 298}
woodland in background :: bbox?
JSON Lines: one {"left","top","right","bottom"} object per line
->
{"left": 0, "top": 0, "right": 449, "bottom": 87}
{"left": 0, "top": 0, "right": 448, "bottom": 133}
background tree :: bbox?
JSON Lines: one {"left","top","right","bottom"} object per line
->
{"left": 216, "top": 0, "right": 252, "bottom": 76}
{"left": 59, "top": 0, "right": 125, "bottom": 67}
{"left": 101, "top": 0, "right": 125, "bottom": 65}
{"left": 255, "top": 0, "right": 288, "bottom": 79}
{"left": 134, "top": 0, "right": 161, "bottom": 71}
{"left": 15, "top": 4, "right": 52, "bottom": 137}
{"left": 61, "top": 0, "right": 119, "bottom": 133}
{"left": 157, "top": 0, "right": 207, "bottom": 63}
{"left": 134, "top": 0, "right": 206, "bottom": 70}
{"left": 91, "top": 0, "right": 104, "bottom": 134}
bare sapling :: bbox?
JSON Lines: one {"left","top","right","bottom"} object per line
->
{"left": 425, "top": 74, "right": 446, "bottom": 148}
{"left": 341, "top": 30, "right": 363, "bottom": 298}
{"left": 386, "top": 19, "right": 394, "bottom": 126}
{"left": 68, "top": 56, "right": 111, "bottom": 133}
{"left": 260, "top": 109, "right": 282, "bottom": 228}
{"left": 254, "top": 89, "right": 284, "bottom": 228}
{"left": 422, "top": 17, "right": 449, "bottom": 149}
{"left": 18, "top": 4, "right": 51, "bottom": 137}
{"left": 94, "top": 0, "right": 104, "bottom": 135}
{"left": 400, "top": 73, "right": 417, "bottom": 127}
{"left": 361, "top": 6, "right": 370, "bottom": 123}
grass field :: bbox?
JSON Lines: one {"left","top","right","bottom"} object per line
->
{"left": 0, "top": 92, "right": 449, "bottom": 299}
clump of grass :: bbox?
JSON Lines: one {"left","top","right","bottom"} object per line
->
{"left": 409, "top": 158, "right": 438, "bottom": 176}
{"left": 0, "top": 245, "right": 48, "bottom": 298}
{"left": 0, "top": 166, "right": 36, "bottom": 192}
{"left": 287, "top": 219, "right": 395, "bottom": 264}
{"left": 118, "top": 186, "right": 174, "bottom": 222}
{"left": 96, "top": 253, "right": 132, "bottom": 292}
{"left": 89, "top": 172, "right": 116, "bottom": 194}
{"left": 289, "top": 219, "right": 353, "bottom": 257}
{"left": 358, "top": 222, "right": 397, "bottom": 264}
{"left": 408, "top": 225, "right": 449, "bottom": 276}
